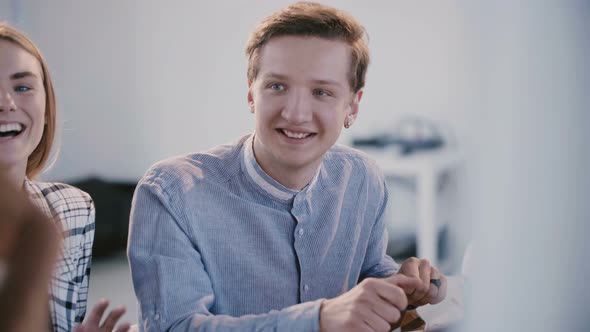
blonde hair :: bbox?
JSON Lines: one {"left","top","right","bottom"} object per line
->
{"left": 0, "top": 23, "right": 57, "bottom": 179}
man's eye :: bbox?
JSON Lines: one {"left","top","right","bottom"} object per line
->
{"left": 269, "top": 83, "right": 285, "bottom": 91}
{"left": 14, "top": 85, "right": 31, "bottom": 92}
{"left": 314, "top": 89, "right": 329, "bottom": 97}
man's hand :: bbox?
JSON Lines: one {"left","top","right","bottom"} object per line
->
{"left": 74, "top": 299, "right": 131, "bottom": 332}
{"left": 320, "top": 274, "right": 422, "bottom": 332}
{"left": 397, "top": 257, "right": 447, "bottom": 307}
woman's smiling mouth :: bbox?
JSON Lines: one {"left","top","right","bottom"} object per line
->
{"left": 0, "top": 122, "right": 25, "bottom": 139}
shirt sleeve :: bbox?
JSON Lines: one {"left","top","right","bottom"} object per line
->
{"left": 127, "top": 173, "right": 322, "bottom": 332}
{"left": 359, "top": 180, "right": 399, "bottom": 280}
{"left": 75, "top": 198, "right": 95, "bottom": 323}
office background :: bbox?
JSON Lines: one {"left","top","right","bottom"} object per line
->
{"left": 2, "top": 1, "right": 588, "bottom": 330}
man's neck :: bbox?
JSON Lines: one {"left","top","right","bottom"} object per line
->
{"left": 251, "top": 135, "right": 322, "bottom": 191}
{"left": 261, "top": 161, "right": 318, "bottom": 191}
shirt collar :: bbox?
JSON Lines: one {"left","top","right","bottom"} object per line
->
{"left": 243, "top": 133, "right": 322, "bottom": 202}
{"left": 24, "top": 178, "right": 52, "bottom": 217}
{"left": 243, "top": 134, "right": 297, "bottom": 201}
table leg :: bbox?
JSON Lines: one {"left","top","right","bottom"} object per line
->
{"left": 416, "top": 170, "right": 437, "bottom": 265}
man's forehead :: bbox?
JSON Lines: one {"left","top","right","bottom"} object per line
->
{"left": 261, "top": 35, "right": 350, "bottom": 55}
{"left": 257, "top": 36, "right": 351, "bottom": 83}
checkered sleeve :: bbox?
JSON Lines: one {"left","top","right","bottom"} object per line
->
{"left": 26, "top": 181, "right": 96, "bottom": 332}
{"left": 74, "top": 201, "right": 94, "bottom": 323}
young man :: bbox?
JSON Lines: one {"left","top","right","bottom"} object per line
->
{"left": 128, "top": 3, "right": 446, "bottom": 331}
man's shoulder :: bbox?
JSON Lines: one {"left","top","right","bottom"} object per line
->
{"left": 325, "top": 144, "right": 383, "bottom": 177}
{"left": 322, "top": 144, "right": 387, "bottom": 199}
{"left": 140, "top": 135, "right": 249, "bottom": 192}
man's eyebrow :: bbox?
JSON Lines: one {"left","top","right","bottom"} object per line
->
{"left": 261, "top": 72, "right": 288, "bottom": 80}
{"left": 10, "top": 71, "right": 38, "bottom": 80}
{"left": 312, "top": 79, "right": 344, "bottom": 87}
{"left": 262, "top": 72, "right": 344, "bottom": 87}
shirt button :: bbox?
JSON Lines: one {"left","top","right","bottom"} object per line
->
{"left": 298, "top": 228, "right": 304, "bottom": 236}
{"left": 154, "top": 313, "right": 160, "bottom": 321}
{"left": 303, "top": 284, "right": 309, "bottom": 292}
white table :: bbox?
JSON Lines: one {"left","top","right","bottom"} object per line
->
{"left": 363, "top": 148, "right": 463, "bottom": 266}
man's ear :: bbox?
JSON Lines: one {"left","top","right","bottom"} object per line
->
{"left": 348, "top": 89, "right": 363, "bottom": 120}
{"left": 247, "top": 82, "right": 255, "bottom": 113}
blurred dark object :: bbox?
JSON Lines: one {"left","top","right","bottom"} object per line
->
{"left": 352, "top": 117, "right": 445, "bottom": 155}
{"left": 388, "top": 225, "right": 450, "bottom": 264}
{"left": 352, "top": 134, "right": 443, "bottom": 155}
{"left": 70, "top": 177, "right": 136, "bottom": 259}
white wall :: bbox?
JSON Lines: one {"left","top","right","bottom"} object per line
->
{"left": 461, "top": 1, "right": 590, "bottom": 330}
{"left": 14, "top": 1, "right": 475, "bottom": 182}
{"left": 0, "top": 0, "right": 14, "bottom": 23}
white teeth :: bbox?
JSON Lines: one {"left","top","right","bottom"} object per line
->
{"left": 0, "top": 123, "right": 23, "bottom": 133}
{"left": 283, "top": 130, "right": 311, "bottom": 139}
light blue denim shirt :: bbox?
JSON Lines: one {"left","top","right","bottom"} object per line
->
{"left": 128, "top": 134, "right": 399, "bottom": 332}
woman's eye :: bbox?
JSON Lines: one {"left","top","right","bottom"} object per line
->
{"left": 14, "top": 85, "right": 31, "bottom": 92}
{"left": 269, "top": 83, "right": 285, "bottom": 91}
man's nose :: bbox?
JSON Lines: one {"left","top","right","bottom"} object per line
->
{"left": 281, "top": 90, "right": 312, "bottom": 124}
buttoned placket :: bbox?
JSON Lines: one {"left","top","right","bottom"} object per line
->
{"left": 292, "top": 192, "right": 314, "bottom": 302}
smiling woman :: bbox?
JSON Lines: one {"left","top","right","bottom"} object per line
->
{"left": 0, "top": 30, "right": 51, "bottom": 183}
{"left": 0, "top": 23, "right": 130, "bottom": 332}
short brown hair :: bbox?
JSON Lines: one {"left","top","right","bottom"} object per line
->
{"left": 245, "top": 2, "right": 369, "bottom": 92}
{"left": 0, "top": 23, "right": 57, "bottom": 179}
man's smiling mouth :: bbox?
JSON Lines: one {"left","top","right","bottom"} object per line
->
{"left": 280, "top": 129, "right": 315, "bottom": 139}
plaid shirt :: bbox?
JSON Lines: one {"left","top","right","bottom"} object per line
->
{"left": 25, "top": 180, "right": 95, "bottom": 332}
